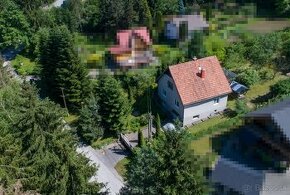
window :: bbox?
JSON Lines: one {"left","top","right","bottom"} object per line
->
{"left": 174, "top": 99, "right": 180, "bottom": 107}
{"left": 213, "top": 98, "right": 220, "bottom": 104}
{"left": 193, "top": 115, "right": 199, "bottom": 120}
{"left": 162, "top": 89, "right": 167, "bottom": 97}
{"left": 167, "top": 81, "right": 173, "bottom": 90}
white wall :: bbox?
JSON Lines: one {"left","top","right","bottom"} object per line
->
{"left": 183, "top": 95, "right": 228, "bottom": 126}
{"left": 158, "top": 74, "right": 184, "bottom": 121}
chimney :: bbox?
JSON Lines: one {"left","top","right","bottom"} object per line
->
{"left": 200, "top": 68, "right": 205, "bottom": 78}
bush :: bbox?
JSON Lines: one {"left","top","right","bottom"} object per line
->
{"left": 258, "top": 67, "right": 275, "bottom": 80}
{"left": 204, "top": 35, "right": 227, "bottom": 62}
{"left": 236, "top": 67, "right": 261, "bottom": 86}
{"left": 270, "top": 78, "right": 290, "bottom": 98}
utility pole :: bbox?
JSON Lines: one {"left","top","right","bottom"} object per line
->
{"left": 60, "top": 87, "right": 69, "bottom": 116}
{"left": 147, "top": 87, "right": 153, "bottom": 140}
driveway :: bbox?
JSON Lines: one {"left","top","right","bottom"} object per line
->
{"left": 77, "top": 127, "right": 155, "bottom": 194}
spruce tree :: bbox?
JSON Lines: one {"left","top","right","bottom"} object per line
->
{"left": 138, "top": 0, "right": 153, "bottom": 28}
{"left": 122, "top": 126, "right": 209, "bottom": 194}
{"left": 14, "top": 84, "right": 104, "bottom": 194}
{"left": 98, "top": 76, "right": 131, "bottom": 134}
{"left": 78, "top": 95, "right": 104, "bottom": 144}
{"left": 39, "top": 26, "right": 90, "bottom": 110}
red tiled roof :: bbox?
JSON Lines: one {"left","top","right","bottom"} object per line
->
{"left": 168, "top": 56, "right": 232, "bottom": 105}
{"left": 109, "top": 27, "right": 151, "bottom": 54}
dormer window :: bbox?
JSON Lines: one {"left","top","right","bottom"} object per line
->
{"left": 167, "top": 81, "right": 173, "bottom": 90}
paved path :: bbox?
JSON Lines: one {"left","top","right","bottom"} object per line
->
{"left": 77, "top": 127, "right": 155, "bottom": 194}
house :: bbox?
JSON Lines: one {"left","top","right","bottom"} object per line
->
{"left": 164, "top": 14, "right": 208, "bottom": 40}
{"left": 108, "top": 27, "right": 156, "bottom": 70}
{"left": 157, "top": 56, "right": 232, "bottom": 126}
{"left": 211, "top": 98, "right": 290, "bottom": 195}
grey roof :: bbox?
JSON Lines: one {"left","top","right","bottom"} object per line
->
{"left": 246, "top": 98, "right": 290, "bottom": 141}
{"left": 166, "top": 15, "right": 209, "bottom": 31}
{"left": 212, "top": 157, "right": 290, "bottom": 195}
{"left": 223, "top": 68, "right": 237, "bottom": 81}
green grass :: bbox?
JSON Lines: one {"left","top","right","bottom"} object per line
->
{"left": 187, "top": 115, "right": 229, "bottom": 135}
{"left": 115, "top": 157, "right": 130, "bottom": 177}
{"left": 11, "top": 55, "right": 40, "bottom": 76}
{"left": 91, "top": 137, "right": 116, "bottom": 149}
{"left": 245, "top": 74, "right": 287, "bottom": 101}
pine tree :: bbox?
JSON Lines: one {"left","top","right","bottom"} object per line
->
{"left": 78, "top": 95, "right": 104, "bottom": 144}
{"left": 155, "top": 114, "right": 162, "bottom": 137}
{"left": 138, "top": 0, "right": 153, "bottom": 28}
{"left": 98, "top": 76, "right": 131, "bottom": 134}
{"left": 138, "top": 129, "right": 145, "bottom": 147}
{"left": 13, "top": 84, "right": 103, "bottom": 193}
{"left": 39, "top": 26, "right": 90, "bottom": 110}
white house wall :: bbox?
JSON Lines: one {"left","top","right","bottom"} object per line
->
{"left": 183, "top": 95, "right": 228, "bottom": 126}
{"left": 158, "top": 74, "right": 184, "bottom": 121}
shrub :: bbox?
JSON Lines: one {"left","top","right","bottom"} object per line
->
{"left": 258, "top": 67, "right": 275, "bottom": 80}
{"left": 236, "top": 68, "right": 261, "bottom": 86}
{"left": 204, "top": 35, "right": 227, "bottom": 62}
{"left": 270, "top": 78, "right": 290, "bottom": 98}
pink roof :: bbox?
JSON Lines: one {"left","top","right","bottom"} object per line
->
{"left": 109, "top": 27, "right": 151, "bottom": 54}
{"left": 168, "top": 56, "right": 232, "bottom": 105}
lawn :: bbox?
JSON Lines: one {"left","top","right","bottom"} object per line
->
{"left": 115, "top": 157, "right": 130, "bottom": 177}
{"left": 245, "top": 74, "right": 287, "bottom": 101}
{"left": 187, "top": 115, "right": 229, "bottom": 135}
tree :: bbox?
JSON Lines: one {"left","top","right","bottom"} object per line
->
{"left": 138, "top": 130, "right": 145, "bottom": 147}
{"left": 0, "top": 0, "right": 29, "bottom": 49}
{"left": 187, "top": 31, "right": 205, "bottom": 59}
{"left": 204, "top": 35, "right": 226, "bottom": 62}
{"left": 122, "top": 127, "right": 209, "bottom": 194}
{"left": 270, "top": 78, "right": 290, "bottom": 98}
{"left": 98, "top": 76, "right": 131, "bottom": 133}
{"left": 236, "top": 67, "right": 261, "bottom": 86}
{"left": 99, "top": 0, "right": 125, "bottom": 34}
{"left": 137, "top": 0, "right": 153, "bottom": 28}
{"left": 77, "top": 95, "right": 104, "bottom": 144}
{"left": 15, "top": 84, "right": 104, "bottom": 194}
{"left": 276, "top": 0, "right": 290, "bottom": 14}
{"left": 155, "top": 114, "right": 162, "bottom": 137}
{"left": 179, "top": 0, "right": 185, "bottom": 14}
{"left": 39, "top": 26, "right": 90, "bottom": 110}
{"left": 0, "top": 81, "right": 105, "bottom": 193}
{"left": 82, "top": 0, "right": 101, "bottom": 32}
